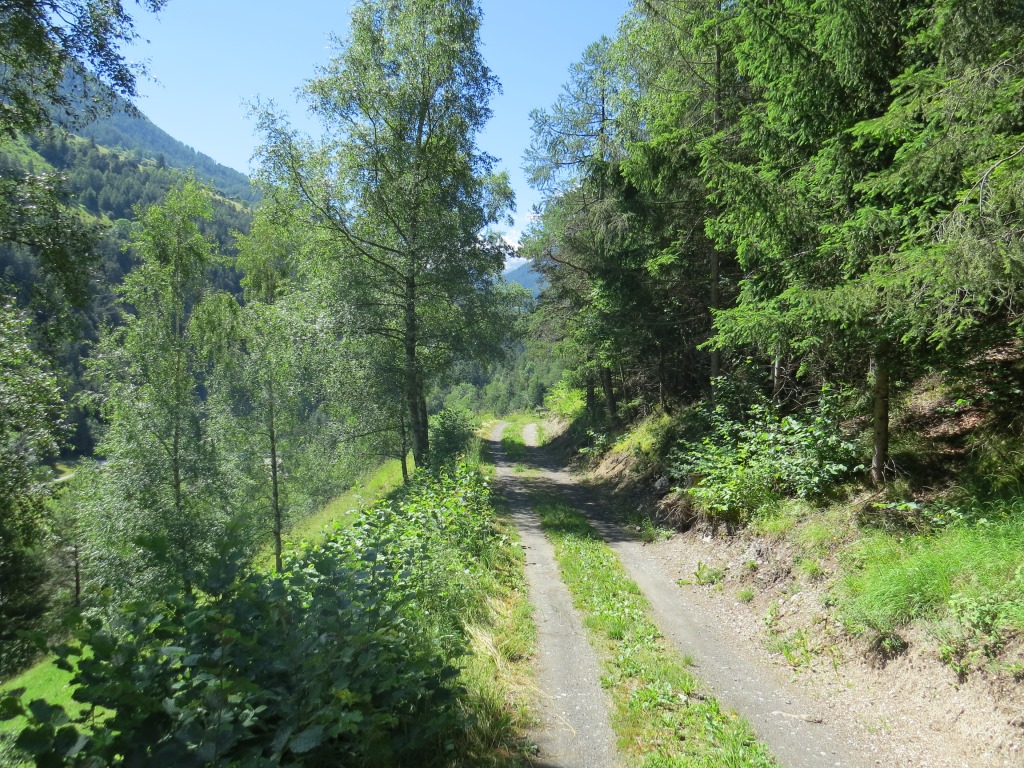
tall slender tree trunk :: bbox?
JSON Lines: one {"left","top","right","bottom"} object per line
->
{"left": 405, "top": 275, "right": 429, "bottom": 467}
{"left": 399, "top": 417, "right": 410, "bottom": 484}
{"left": 267, "top": 378, "right": 283, "bottom": 574}
{"left": 171, "top": 419, "right": 191, "bottom": 595}
{"left": 772, "top": 356, "right": 783, "bottom": 404}
{"left": 870, "top": 342, "right": 892, "bottom": 487}
{"left": 601, "top": 366, "right": 617, "bottom": 419}
{"left": 707, "top": 0, "right": 725, "bottom": 397}
{"left": 72, "top": 544, "right": 80, "bottom": 607}
{"left": 417, "top": 389, "right": 429, "bottom": 460}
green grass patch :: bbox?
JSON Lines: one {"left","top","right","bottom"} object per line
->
{"left": 841, "top": 513, "right": 1024, "bottom": 642}
{"left": 694, "top": 560, "right": 727, "bottom": 586}
{"left": 455, "top": 518, "right": 537, "bottom": 766}
{"left": 499, "top": 413, "right": 536, "bottom": 462}
{"left": 536, "top": 499, "right": 778, "bottom": 767}
{"left": 612, "top": 411, "right": 674, "bottom": 456}
{"left": 280, "top": 458, "right": 407, "bottom": 548}
{"left": 0, "top": 658, "right": 78, "bottom": 735}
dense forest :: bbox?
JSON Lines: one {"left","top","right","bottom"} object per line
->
{"left": 2, "top": 0, "right": 1024, "bottom": 765}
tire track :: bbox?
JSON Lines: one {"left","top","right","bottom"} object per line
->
{"left": 515, "top": 420, "right": 892, "bottom": 768}
{"left": 490, "top": 422, "right": 618, "bottom": 768}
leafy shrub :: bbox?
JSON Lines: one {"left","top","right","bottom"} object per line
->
{"left": 428, "top": 407, "right": 475, "bottom": 467}
{"left": 543, "top": 379, "right": 586, "bottom": 420}
{"left": 694, "top": 561, "right": 726, "bottom": 586}
{"left": 669, "top": 385, "right": 859, "bottom": 522}
{"left": 577, "top": 429, "right": 611, "bottom": 459}
{"left": 3, "top": 463, "right": 501, "bottom": 766}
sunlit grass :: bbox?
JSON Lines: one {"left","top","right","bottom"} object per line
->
{"left": 499, "top": 412, "right": 537, "bottom": 462}
{"left": 455, "top": 518, "right": 537, "bottom": 766}
{"left": 612, "top": 410, "right": 674, "bottom": 456}
{"left": 271, "top": 458, "right": 408, "bottom": 559}
{"left": 841, "top": 512, "right": 1024, "bottom": 635}
{"left": 0, "top": 658, "right": 78, "bottom": 735}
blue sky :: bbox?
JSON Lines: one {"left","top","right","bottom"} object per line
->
{"left": 127, "top": 1, "right": 630, "bottom": 249}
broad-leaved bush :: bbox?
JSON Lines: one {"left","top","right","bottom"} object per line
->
{"left": 3, "top": 463, "right": 500, "bottom": 766}
{"left": 669, "top": 385, "right": 859, "bottom": 522}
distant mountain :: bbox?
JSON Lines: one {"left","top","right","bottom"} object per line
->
{"left": 504, "top": 261, "right": 543, "bottom": 296}
{"left": 57, "top": 79, "right": 257, "bottom": 204}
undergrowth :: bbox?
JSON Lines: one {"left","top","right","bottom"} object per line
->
{"left": 840, "top": 505, "right": 1024, "bottom": 671}
{"left": 668, "top": 383, "right": 859, "bottom": 524}
{"left": 536, "top": 499, "right": 777, "bottom": 768}
{"left": 1, "top": 463, "right": 532, "bottom": 767}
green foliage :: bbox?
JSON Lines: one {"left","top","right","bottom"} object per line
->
{"left": 70, "top": 100, "right": 258, "bottom": 204}
{"left": 88, "top": 179, "right": 242, "bottom": 597}
{"left": 258, "top": 0, "right": 514, "bottom": 467}
{"left": 669, "top": 385, "right": 859, "bottom": 522}
{"left": 428, "top": 408, "right": 476, "bottom": 468}
{"left": 840, "top": 509, "right": 1024, "bottom": 654}
{"left": 694, "top": 561, "right": 726, "bottom": 586}
{"left": 0, "top": 0, "right": 165, "bottom": 138}
{"left": 7, "top": 554, "right": 457, "bottom": 766}
{"left": 543, "top": 379, "right": 586, "bottom": 420}
{"left": 0, "top": 300, "right": 65, "bottom": 678}
{"left": 3, "top": 463, "right": 508, "bottom": 766}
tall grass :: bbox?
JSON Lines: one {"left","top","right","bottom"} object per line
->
{"left": 841, "top": 513, "right": 1024, "bottom": 635}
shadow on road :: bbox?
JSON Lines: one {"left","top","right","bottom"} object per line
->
{"left": 484, "top": 433, "right": 639, "bottom": 548}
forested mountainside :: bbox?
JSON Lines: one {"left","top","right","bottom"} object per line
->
{"left": 0, "top": 131, "right": 251, "bottom": 455}
{"left": 70, "top": 94, "right": 257, "bottom": 204}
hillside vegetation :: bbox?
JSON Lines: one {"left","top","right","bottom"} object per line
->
{"left": 3, "top": 0, "right": 1024, "bottom": 764}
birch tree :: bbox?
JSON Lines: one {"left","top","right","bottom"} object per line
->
{"left": 257, "top": 0, "right": 513, "bottom": 468}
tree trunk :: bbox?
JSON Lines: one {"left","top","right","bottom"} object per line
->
{"left": 73, "top": 544, "right": 80, "bottom": 607}
{"left": 418, "top": 390, "right": 430, "bottom": 464}
{"left": 709, "top": 249, "right": 720, "bottom": 384}
{"left": 268, "top": 379, "right": 282, "bottom": 574}
{"left": 601, "top": 366, "right": 617, "bottom": 420}
{"left": 405, "top": 275, "right": 428, "bottom": 467}
{"left": 586, "top": 377, "right": 597, "bottom": 416}
{"left": 870, "top": 342, "right": 891, "bottom": 487}
{"left": 709, "top": 2, "right": 723, "bottom": 389}
{"left": 171, "top": 420, "right": 191, "bottom": 595}
{"left": 399, "top": 417, "right": 410, "bottom": 484}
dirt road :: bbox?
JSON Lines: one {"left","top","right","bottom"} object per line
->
{"left": 491, "top": 422, "right": 618, "bottom": 768}
{"left": 491, "top": 420, "right": 898, "bottom": 768}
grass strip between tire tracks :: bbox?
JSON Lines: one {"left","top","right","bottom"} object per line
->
{"left": 536, "top": 498, "right": 779, "bottom": 768}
